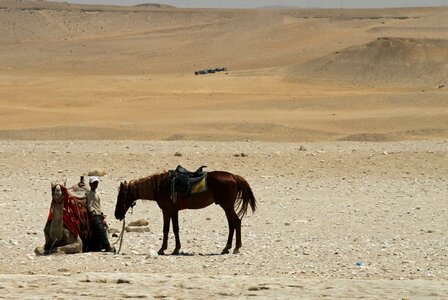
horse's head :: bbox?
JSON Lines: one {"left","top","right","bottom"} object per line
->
{"left": 115, "top": 181, "right": 136, "bottom": 221}
{"left": 51, "top": 181, "right": 66, "bottom": 204}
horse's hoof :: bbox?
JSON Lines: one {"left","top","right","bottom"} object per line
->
{"left": 171, "top": 250, "right": 180, "bottom": 255}
{"left": 157, "top": 249, "right": 165, "bottom": 255}
{"left": 221, "top": 248, "right": 230, "bottom": 255}
{"left": 233, "top": 248, "right": 240, "bottom": 254}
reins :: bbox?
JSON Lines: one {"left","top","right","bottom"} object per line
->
{"left": 113, "top": 218, "right": 126, "bottom": 254}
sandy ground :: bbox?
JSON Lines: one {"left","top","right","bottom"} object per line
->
{"left": 1, "top": 1, "right": 448, "bottom": 298}
{"left": 0, "top": 140, "right": 447, "bottom": 298}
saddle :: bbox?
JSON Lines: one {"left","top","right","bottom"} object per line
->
{"left": 67, "top": 178, "right": 89, "bottom": 200}
{"left": 169, "top": 165, "right": 208, "bottom": 200}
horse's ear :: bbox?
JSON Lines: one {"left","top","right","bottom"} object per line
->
{"left": 120, "top": 182, "right": 124, "bottom": 188}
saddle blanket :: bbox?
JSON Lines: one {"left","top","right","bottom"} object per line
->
{"left": 175, "top": 177, "right": 208, "bottom": 210}
{"left": 190, "top": 176, "right": 207, "bottom": 194}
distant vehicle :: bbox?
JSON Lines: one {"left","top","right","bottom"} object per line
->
{"left": 194, "top": 67, "right": 227, "bottom": 75}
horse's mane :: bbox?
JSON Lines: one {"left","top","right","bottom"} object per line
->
{"left": 127, "top": 171, "right": 169, "bottom": 200}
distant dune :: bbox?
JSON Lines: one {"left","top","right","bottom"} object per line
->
{"left": 258, "top": 5, "right": 298, "bottom": 9}
{"left": 288, "top": 37, "right": 448, "bottom": 87}
{"left": 0, "top": 0, "right": 447, "bottom": 141}
{"left": 1, "top": 1, "right": 447, "bottom": 77}
{"left": 134, "top": 3, "right": 176, "bottom": 9}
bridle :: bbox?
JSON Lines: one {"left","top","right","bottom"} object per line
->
{"left": 121, "top": 183, "right": 136, "bottom": 217}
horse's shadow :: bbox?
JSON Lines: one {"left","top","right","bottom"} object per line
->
{"left": 170, "top": 251, "right": 222, "bottom": 257}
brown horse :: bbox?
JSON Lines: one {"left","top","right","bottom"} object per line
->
{"left": 114, "top": 170, "right": 257, "bottom": 255}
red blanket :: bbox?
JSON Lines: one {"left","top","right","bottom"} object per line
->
{"left": 47, "top": 193, "right": 80, "bottom": 239}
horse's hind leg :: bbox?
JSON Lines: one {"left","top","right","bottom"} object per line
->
{"left": 222, "top": 216, "right": 234, "bottom": 254}
{"left": 222, "top": 209, "right": 239, "bottom": 254}
{"left": 233, "top": 217, "right": 242, "bottom": 254}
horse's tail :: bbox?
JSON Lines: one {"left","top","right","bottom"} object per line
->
{"left": 233, "top": 175, "right": 257, "bottom": 218}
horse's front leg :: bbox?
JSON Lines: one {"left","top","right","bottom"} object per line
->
{"left": 158, "top": 210, "right": 171, "bottom": 255}
{"left": 171, "top": 210, "right": 181, "bottom": 255}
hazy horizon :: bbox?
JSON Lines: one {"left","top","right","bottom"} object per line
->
{"left": 48, "top": 0, "right": 448, "bottom": 9}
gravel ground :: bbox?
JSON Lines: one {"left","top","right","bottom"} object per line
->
{"left": 0, "top": 140, "right": 447, "bottom": 298}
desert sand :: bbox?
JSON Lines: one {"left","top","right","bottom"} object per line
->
{"left": 0, "top": 0, "right": 447, "bottom": 298}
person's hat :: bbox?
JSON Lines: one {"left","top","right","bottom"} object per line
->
{"left": 89, "top": 176, "right": 99, "bottom": 184}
